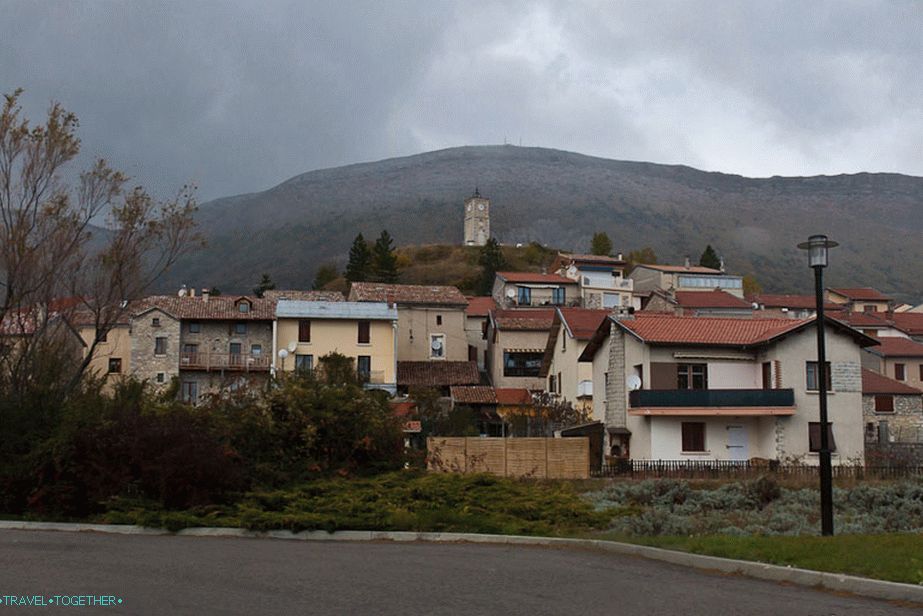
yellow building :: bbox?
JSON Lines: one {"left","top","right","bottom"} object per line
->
{"left": 274, "top": 301, "right": 398, "bottom": 394}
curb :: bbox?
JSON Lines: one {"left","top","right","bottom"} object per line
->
{"left": 1, "top": 521, "right": 921, "bottom": 603}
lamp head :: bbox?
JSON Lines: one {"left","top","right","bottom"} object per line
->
{"left": 797, "top": 234, "right": 838, "bottom": 268}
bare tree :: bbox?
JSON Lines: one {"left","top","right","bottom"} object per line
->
{"left": 504, "top": 391, "right": 591, "bottom": 437}
{"left": 0, "top": 88, "right": 200, "bottom": 402}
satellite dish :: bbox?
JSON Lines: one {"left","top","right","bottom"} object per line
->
{"left": 287, "top": 341, "right": 298, "bottom": 353}
{"left": 627, "top": 375, "right": 642, "bottom": 391}
{"left": 277, "top": 349, "right": 289, "bottom": 360}
{"left": 506, "top": 288, "right": 516, "bottom": 299}
{"left": 431, "top": 338, "right": 443, "bottom": 350}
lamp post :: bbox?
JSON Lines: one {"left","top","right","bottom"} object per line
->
{"left": 797, "top": 234, "right": 838, "bottom": 536}
{"left": 277, "top": 349, "right": 288, "bottom": 377}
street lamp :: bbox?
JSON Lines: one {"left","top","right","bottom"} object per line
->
{"left": 797, "top": 234, "right": 838, "bottom": 536}
{"left": 277, "top": 348, "right": 289, "bottom": 376}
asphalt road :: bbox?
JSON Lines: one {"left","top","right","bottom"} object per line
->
{"left": 0, "top": 530, "right": 916, "bottom": 615}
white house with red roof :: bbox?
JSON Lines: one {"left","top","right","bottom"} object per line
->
{"left": 539, "top": 308, "right": 609, "bottom": 411}
{"left": 862, "top": 336, "right": 923, "bottom": 392}
{"left": 491, "top": 271, "right": 579, "bottom": 309}
{"left": 552, "top": 252, "right": 635, "bottom": 310}
{"left": 578, "top": 312, "right": 876, "bottom": 465}
{"left": 825, "top": 287, "right": 893, "bottom": 314}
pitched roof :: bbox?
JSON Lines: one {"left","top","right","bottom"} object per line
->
{"left": 750, "top": 294, "right": 839, "bottom": 311}
{"left": 675, "top": 290, "right": 751, "bottom": 309}
{"left": 349, "top": 283, "right": 467, "bottom": 306}
{"left": 828, "top": 287, "right": 892, "bottom": 302}
{"left": 495, "top": 388, "right": 534, "bottom": 405}
{"left": 862, "top": 369, "right": 922, "bottom": 395}
{"left": 492, "top": 308, "right": 556, "bottom": 331}
{"left": 465, "top": 296, "right": 497, "bottom": 317}
{"left": 892, "top": 313, "right": 923, "bottom": 336}
{"left": 558, "top": 308, "right": 609, "bottom": 340}
{"left": 263, "top": 289, "right": 344, "bottom": 302}
{"left": 449, "top": 386, "right": 533, "bottom": 406}
{"left": 397, "top": 361, "right": 481, "bottom": 387}
{"left": 634, "top": 263, "right": 723, "bottom": 274}
{"left": 134, "top": 295, "right": 275, "bottom": 320}
{"left": 276, "top": 301, "right": 397, "bottom": 320}
{"left": 496, "top": 271, "right": 576, "bottom": 285}
{"left": 837, "top": 312, "right": 892, "bottom": 328}
{"left": 867, "top": 337, "right": 923, "bottom": 358}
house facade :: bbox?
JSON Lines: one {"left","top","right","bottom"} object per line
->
{"left": 826, "top": 287, "right": 893, "bottom": 314}
{"left": 492, "top": 272, "right": 580, "bottom": 309}
{"left": 486, "top": 308, "right": 555, "bottom": 390}
{"left": 630, "top": 262, "right": 744, "bottom": 298}
{"left": 540, "top": 308, "right": 608, "bottom": 411}
{"left": 464, "top": 296, "right": 496, "bottom": 370}
{"left": 861, "top": 368, "right": 923, "bottom": 444}
{"left": 862, "top": 337, "right": 923, "bottom": 391}
{"left": 552, "top": 253, "right": 635, "bottom": 310}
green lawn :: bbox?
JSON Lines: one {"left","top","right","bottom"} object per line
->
{"left": 596, "top": 532, "right": 923, "bottom": 585}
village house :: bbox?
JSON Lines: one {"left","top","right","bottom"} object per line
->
{"left": 578, "top": 312, "right": 876, "bottom": 465}
{"left": 464, "top": 296, "right": 497, "bottom": 371}
{"left": 263, "top": 289, "right": 345, "bottom": 302}
{"left": 825, "top": 287, "right": 893, "bottom": 314}
{"left": 449, "top": 385, "right": 534, "bottom": 436}
{"left": 642, "top": 289, "right": 753, "bottom": 318}
{"left": 861, "top": 337, "right": 923, "bottom": 391}
{"left": 492, "top": 271, "right": 580, "bottom": 309}
{"left": 539, "top": 308, "right": 609, "bottom": 411}
{"left": 348, "top": 282, "right": 469, "bottom": 363}
{"left": 74, "top": 309, "right": 133, "bottom": 389}
{"left": 396, "top": 360, "right": 481, "bottom": 396}
{"left": 861, "top": 368, "right": 923, "bottom": 445}
{"left": 629, "top": 261, "right": 744, "bottom": 298}
{"left": 486, "top": 308, "right": 556, "bottom": 390}
{"left": 750, "top": 294, "right": 842, "bottom": 319}
{"left": 552, "top": 253, "right": 635, "bottom": 310}
{"left": 273, "top": 300, "right": 398, "bottom": 394}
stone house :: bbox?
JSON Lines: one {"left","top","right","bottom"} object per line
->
{"left": 578, "top": 312, "right": 876, "bottom": 464}
{"left": 552, "top": 253, "right": 635, "bottom": 310}
{"left": 539, "top": 308, "right": 609, "bottom": 411}
{"left": 861, "top": 368, "right": 923, "bottom": 444}
{"left": 492, "top": 272, "right": 580, "bottom": 309}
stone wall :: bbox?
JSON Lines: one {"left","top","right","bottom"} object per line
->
{"left": 178, "top": 319, "right": 273, "bottom": 399}
{"left": 605, "top": 322, "right": 627, "bottom": 429}
{"left": 831, "top": 361, "right": 862, "bottom": 393}
{"left": 863, "top": 393, "right": 923, "bottom": 443}
{"left": 130, "top": 308, "right": 181, "bottom": 390}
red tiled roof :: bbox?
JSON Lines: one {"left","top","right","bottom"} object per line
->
{"left": 495, "top": 388, "right": 533, "bottom": 405}
{"left": 828, "top": 287, "right": 892, "bottom": 302}
{"left": 389, "top": 400, "right": 418, "bottom": 417}
{"left": 263, "top": 289, "right": 344, "bottom": 302}
{"left": 397, "top": 361, "right": 480, "bottom": 387}
{"left": 862, "top": 369, "right": 922, "bottom": 395}
{"left": 134, "top": 295, "right": 275, "bottom": 320}
{"left": 450, "top": 386, "right": 498, "bottom": 405}
{"left": 349, "top": 283, "right": 467, "bottom": 306}
{"left": 497, "top": 271, "right": 576, "bottom": 285}
{"left": 892, "top": 313, "right": 923, "bottom": 336}
{"left": 493, "top": 309, "right": 556, "bottom": 331}
{"left": 749, "top": 294, "right": 840, "bottom": 311}
{"left": 675, "top": 290, "right": 751, "bottom": 309}
{"left": 558, "top": 308, "right": 609, "bottom": 340}
{"left": 621, "top": 314, "right": 805, "bottom": 346}
{"left": 465, "top": 296, "right": 497, "bottom": 317}
{"left": 836, "top": 312, "right": 891, "bottom": 327}
{"left": 868, "top": 337, "right": 923, "bottom": 358}
{"left": 635, "top": 264, "right": 723, "bottom": 274}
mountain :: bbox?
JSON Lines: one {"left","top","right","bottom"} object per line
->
{"left": 167, "top": 145, "right": 923, "bottom": 302}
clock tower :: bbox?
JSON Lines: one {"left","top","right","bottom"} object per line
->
{"left": 463, "top": 188, "right": 490, "bottom": 246}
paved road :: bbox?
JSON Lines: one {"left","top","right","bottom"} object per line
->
{"left": 0, "top": 530, "right": 915, "bottom": 615}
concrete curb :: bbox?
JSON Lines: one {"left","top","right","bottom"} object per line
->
{"left": 1, "top": 521, "right": 921, "bottom": 603}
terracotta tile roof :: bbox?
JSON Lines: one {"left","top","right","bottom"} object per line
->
{"left": 465, "top": 296, "right": 497, "bottom": 317}
{"left": 495, "top": 388, "right": 533, "bottom": 405}
{"left": 635, "top": 264, "right": 723, "bottom": 274}
{"left": 0, "top": 297, "right": 87, "bottom": 335}
{"left": 349, "top": 283, "right": 467, "bottom": 306}
{"left": 836, "top": 312, "right": 891, "bottom": 327}
{"left": 675, "top": 290, "right": 751, "bottom": 309}
{"left": 134, "top": 295, "right": 275, "bottom": 320}
{"left": 862, "top": 369, "right": 922, "bottom": 395}
{"left": 263, "top": 289, "right": 344, "bottom": 302}
{"left": 496, "top": 271, "right": 576, "bottom": 285}
{"left": 449, "top": 386, "right": 533, "bottom": 406}
{"left": 828, "top": 287, "right": 892, "bottom": 302}
{"left": 750, "top": 294, "right": 841, "bottom": 311}
{"left": 892, "top": 313, "right": 923, "bottom": 336}
{"left": 868, "top": 337, "right": 923, "bottom": 358}
{"left": 620, "top": 314, "right": 805, "bottom": 346}
{"left": 397, "top": 361, "right": 480, "bottom": 387}
{"left": 557, "top": 253, "right": 626, "bottom": 267}
{"left": 493, "top": 309, "right": 556, "bottom": 331}
{"left": 558, "top": 308, "right": 609, "bottom": 340}
{"left": 389, "top": 400, "right": 418, "bottom": 417}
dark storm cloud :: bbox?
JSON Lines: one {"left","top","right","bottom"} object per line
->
{"left": 1, "top": 1, "right": 920, "bottom": 202}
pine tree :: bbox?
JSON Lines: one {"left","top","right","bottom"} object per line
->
{"left": 371, "top": 230, "right": 399, "bottom": 283}
{"left": 477, "top": 238, "right": 505, "bottom": 295}
{"left": 699, "top": 245, "right": 722, "bottom": 270}
{"left": 345, "top": 233, "right": 372, "bottom": 283}
{"left": 253, "top": 273, "right": 276, "bottom": 298}
{"left": 590, "top": 232, "right": 613, "bottom": 256}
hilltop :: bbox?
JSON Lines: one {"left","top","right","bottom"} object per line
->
{"left": 165, "top": 145, "right": 923, "bottom": 301}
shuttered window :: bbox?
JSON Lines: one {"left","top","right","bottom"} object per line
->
{"left": 358, "top": 320, "right": 371, "bottom": 344}
{"left": 681, "top": 422, "right": 706, "bottom": 452}
{"left": 808, "top": 422, "right": 837, "bottom": 452}
{"left": 298, "top": 320, "right": 311, "bottom": 343}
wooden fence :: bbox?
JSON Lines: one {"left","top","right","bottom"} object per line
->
{"left": 427, "top": 437, "right": 589, "bottom": 479}
{"left": 593, "top": 459, "right": 923, "bottom": 480}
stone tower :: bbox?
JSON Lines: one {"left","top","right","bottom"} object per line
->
{"left": 463, "top": 188, "right": 490, "bottom": 246}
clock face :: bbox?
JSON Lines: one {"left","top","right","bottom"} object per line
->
{"left": 478, "top": 203, "right": 485, "bottom": 211}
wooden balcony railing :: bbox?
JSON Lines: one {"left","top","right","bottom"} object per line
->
{"left": 180, "top": 352, "right": 271, "bottom": 372}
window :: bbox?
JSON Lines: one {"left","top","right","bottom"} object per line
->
{"left": 557, "top": 372, "right": 562, "bottom": 394}
{"left": 298, "top": 320, "right": 311, "bottom": 343}
{"left": 358, "top": 320, "right": 370, "bottom": 344}
{"left": 154, "top": 336, "right": 167, "bottom": 355}
{"left": 97, "top": 329, "right": 108, "bottom": 343}
{"left": 874, "top": 395, "right": 894, "bottom": 413}
{"left": 357, "top": 355, "right": 371, "bottom": 382}
{"left": 502, "top": 351, "right": 544, "bottom": 377}
{"left": 238, "top": 301, "right": 250, "bottom": 313}
{"left": 430, "top": 334, "right": 445, "bottom": 358}
{"left": 234, "top": 322, "right": 247, "bottom": 335}
{"left": 920, "top": 364, "right": 923, "bottom": 381}
{"left": 894, "top": 363, "right": 906, "bottom": 381}
{"left": 863, "top": 305, "right": 876, "bottom": 313}
{"left": 107, "top": 358, "right": 122, "bottom": 374}
{"left": 229, "top": 342, "right": 242, "bottom": 356}
{"left": 677, "top": 364, "right": 707, "bottom": 390}
{"left": 436, "top": 315, "right": 442, "bottom": 326}
{"left": 681, "top": 422, "right": 706, "bottom": 452}
{"left": 806, "top": 361, "right": 832, "bottom": 391}
{"left": 762, "top": 362, "right": 772, "bottom": 390}
{"left": 155, "top": 372, "right": 165, "bottom": 384}
{"left": 251, "top": 344, "right": 262, "bottom": 357}
{"left": 181, "top": 381, "right": 198, "bottom": 404}
{"left": 552, "top": 287, "right": 566, "bottom": 305}
{"left": 181, "top": 343, "right": 198, "bottom": 364}
{"left": 562, "top": 331, "right": 566, "bottom": 352}
{"left": 152, "top": 317, "right": 161, "bottom": 327}
{"left": 295, "top": 354, "right": 313, "bottom": 372}
{"left": 808, "top": 422, "right": 837, "bottom": 452}
{"left": 548, "top": 374, "right": 556, "bottom": 393}
{"left": 517, "top": 286, "right": 532, "bottom": 305}
{"left": 188, "top": 321, "right": 201, "bottom": 334}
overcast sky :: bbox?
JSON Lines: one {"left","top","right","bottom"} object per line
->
{"left": 3, "top": 1, "right": 921, "bottom": 201}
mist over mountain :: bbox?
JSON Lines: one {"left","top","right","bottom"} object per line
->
{"left": 166, "top": 145, "right": 923, "bottom": 302}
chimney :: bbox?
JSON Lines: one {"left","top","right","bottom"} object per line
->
{"left": 684, "top": 256, "right": 691, "bottom": 269}
{"left": 616, "top": 252, "right": 623, "bottom": 261}
{"left": 188, "top": 287, "right": 195, "bottom": 297}
{"left": 719, "top": 257, "right": 725, "bottom": 272}
{"left": 202, "top": 288, "right": 210, "bottom": 303}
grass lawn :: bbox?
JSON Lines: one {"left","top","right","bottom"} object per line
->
{"left": 595, "top": 532, "right": 923, "bottom": 585}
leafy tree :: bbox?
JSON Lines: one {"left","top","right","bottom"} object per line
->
{"left": 625, "top": 247, "right": 657, "bottom": 272}
{"left": 345, "top": 233, "right": 372, "bottom": 283}
{"left": 252, "top": 273, "right": 275, "bottom": 298}
{"left": 699, "top": 244, "right": 722, "bottom": 270}
{"left": 590, "top": 232, "right": 613, "bottom": 256}
{"left": 371, "top": 230, "right": 399, "bottom": 283}
{"left": 312, "top": 263, "right": 339, "bottom": 290}
{"left": 742, "top": 274, "right": 762, "bottom": 297}
{"left": 477, "top": 238, "right": 506, "bottom": 295}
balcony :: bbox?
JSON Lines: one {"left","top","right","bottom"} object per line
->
{"left": 180, "top": 352, "right": 271, "bottom": 372}
{"left": 628, "top": 388, "right": 796, "bottom": 416}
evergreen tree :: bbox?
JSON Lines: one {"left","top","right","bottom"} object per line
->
{"left": 590, "top": 232, "right": 613, "bottom": 256}
{"left": 699, "top": 245, "right": 722, "bottom": 270}
{"left": 371, "top": 230, "right": 399, "bottom": 283}
{"left": 345, "top": 233, "right": 372, "bottom": 283}
{"left": 253, "top": 273, "right": 276, "bottom": 298}
{"left": 313, "top": 263, "right": 339, "bottom": 290}
{"left": 477, "top": 238, "right": 506, "bottom": 295}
